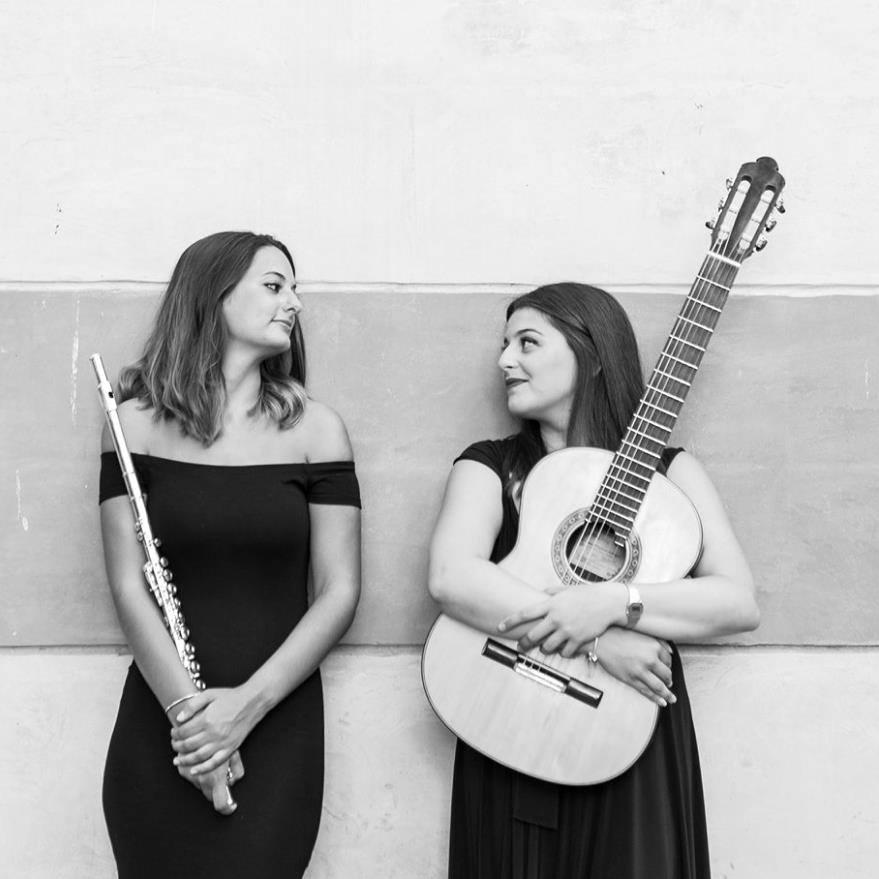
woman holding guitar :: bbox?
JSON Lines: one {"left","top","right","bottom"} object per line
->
{"left": 428, "top": 282, "right": 760, "bottom": 879}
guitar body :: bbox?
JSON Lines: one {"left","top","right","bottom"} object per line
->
{"left": 422, "top": 157, "right": 785, "bottom": 785}
{"left": 421, "top": 447, "right": 703, "bottom": 785}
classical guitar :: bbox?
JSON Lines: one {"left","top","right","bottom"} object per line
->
{"left": 421, "top": 156, "right": 785, "bottom": 785}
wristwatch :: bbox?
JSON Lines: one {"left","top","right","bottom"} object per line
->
{"left": 624, "top": 584, "right": 643, "bottom": 627}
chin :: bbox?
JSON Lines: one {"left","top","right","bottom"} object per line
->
{"left": 506, "top": 399, "right": 535, "bottom": 420}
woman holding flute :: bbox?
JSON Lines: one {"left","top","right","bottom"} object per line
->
{"left": 98, "top": 231, "right": 361, "bottom": 878}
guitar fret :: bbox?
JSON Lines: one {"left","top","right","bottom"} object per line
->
{"left": 677, "top": 315, "right": 714, "bottom": 334}
{"left": 633, "top": 411, "right": 672, "bottom": 432}
{"left": 646, "top": 384, "right": 685, "bottom": 404}
{"left": 659, "top": 352, "right": 698, "bottom": 370}
{"left": 688, "top": 295, "right": 723, "bottom": 313}
{"left": 705, "top": 251, "right": 740, "bottom": 268}
{"left": 627, "top": 425, "right": 666, "bottom": 445}
{"left": 654, "top": 368, "right": 691, "bottom": 388}
{"left": 695, "top": 274, "right": 731, "bottom": 292}
{"left": 597, "top": 506, "right": 635, "bottom": 526}
{"left": 615, "top": 450, "right": 657, "bottom": 469}
{"left": 595, "top": 487, "right": 641, "bottom": 513}
{"left": 601, "top": 484, "right": 644, "bottom": 505}
{"left": 669, "top": 334, "right": 706, "bottom": 352}
{"left": 608, "top": 466, "right": 651, "bottom": 486}
{"left": 622, "top": 440, "right": 661, "bottom": 459}
{"left": 641, "top": 400, "right": 678, "bottom": 419}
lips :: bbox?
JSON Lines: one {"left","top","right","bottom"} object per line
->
{"left": 505, "top": 378, "right": 526, "bottom": 390}
{"left": 273, "top": 319, "right": 294, "bottom": 332}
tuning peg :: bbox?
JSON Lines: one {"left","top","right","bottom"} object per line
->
{"left": 755, "top": 237, "right": 769, "bottom": 252}
{"left": 776, "top": 198, "right": 785, "bottom": 214}
{"left": 705, "top": 218, "right": 716, "bottom": 230}
{"left": 765, "top": 217, "right": 778, "bottom": 232}
{"left": 717, "top": 199, "right": 726, "bottom": 212}
{"left": 153, "top": 538, "right": 161, "bottom": 548}
{"left": 725, "top": 178, "right": 734, "bottom": 190}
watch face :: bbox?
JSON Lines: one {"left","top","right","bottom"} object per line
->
{"left": 630, "top": 602, "right": 643, "bottom": 614}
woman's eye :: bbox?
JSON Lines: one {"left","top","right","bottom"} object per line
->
{"left": 266, "top": 283, "right": 281, "bottom": 293}
{"left": 521, "top": 337, "right": 536, "bottom": 350}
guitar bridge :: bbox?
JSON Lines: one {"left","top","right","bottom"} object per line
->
{"left": 482, "top": 639, "right": 603, "bottom": 708}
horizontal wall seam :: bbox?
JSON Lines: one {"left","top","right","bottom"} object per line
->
{"left": 1, "top": 643, "right": 878, "bottom": 656}
{"left": 0, "top": 281, "right": 877, "bottom": 298}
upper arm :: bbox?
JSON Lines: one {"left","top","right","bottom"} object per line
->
{"left": 99, "top": 399, "right": 154, "bottom": 587}
{"left": 666, "top": 451, "right": 754, "bottom": 591}
{"left": 308, "top": 503, "right": 361, "bottom": 608}
{"left": 303, "top": 402, "right": 360, "bottom": 603}
{"left": 429, "top": 459, "right": 505, "bottom": 573}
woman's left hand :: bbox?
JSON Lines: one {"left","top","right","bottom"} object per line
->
{"left": 498, "top": 583, "right": 625, "bottom": 657}
{"left": 170, "top": 687, "right": 258, "bottom": 775}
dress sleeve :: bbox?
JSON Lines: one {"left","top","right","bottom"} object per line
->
{"left": 99, "top": 452, "right": 127, "bottom": 504}
{"left": 306, "top": 461, "right": 362, "bottom": 508}
{"left": 453, "top": 439, "right": 507, "bottom": 480}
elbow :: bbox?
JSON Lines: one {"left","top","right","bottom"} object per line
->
{"left": 729, "top": 578, "right": 761, "bottom": 635}
{"left": 427, "top": 558, "right": 458, "bottom": 610}
{"left": 740, "top": 594, "right": 761, "bottom": 633}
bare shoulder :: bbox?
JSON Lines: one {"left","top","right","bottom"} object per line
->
{"left": 665, "top": 450, "right": 725, "bottom": 507}
{"left": 100, "top": 398, "right": 155, "bottom": 454}
{"left": 300, "top": 399, "right": 353, "bottom": 463}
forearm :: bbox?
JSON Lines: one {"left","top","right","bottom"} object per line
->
{"left": 630, "top": 574, "right": 760, "bottom": 642}
{"left": 239, "top": 583, "right": 358, "bottom": 723}
{"left": 110, "top": 578, "right": 199, "bottom": 711}
{"left": 429, "top": 557, "right": 546, "bottom": 640}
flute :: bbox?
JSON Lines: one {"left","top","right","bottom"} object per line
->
{"left": 91, "top": 353, "right": 205, "bottom": 690}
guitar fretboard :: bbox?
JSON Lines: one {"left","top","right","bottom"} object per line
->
{"left": 592, "top": 251, "right": 740, "bottom": 536}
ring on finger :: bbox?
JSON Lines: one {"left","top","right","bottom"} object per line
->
{"left": 226, "top": 765, "right": 234, "bottom": 784}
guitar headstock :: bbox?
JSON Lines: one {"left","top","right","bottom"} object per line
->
{"left": 706, "top": 156, "right": 785, "bottom": 262}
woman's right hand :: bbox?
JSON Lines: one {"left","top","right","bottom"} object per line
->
{"left": 594, "top": 627, "right": 677, "bottom": 707}
{"left": 177, "top": 750, "right": 244, "bottom": 815}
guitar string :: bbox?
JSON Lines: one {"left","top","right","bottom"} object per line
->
{"left": 536, "top": 240, "right": 737, "bottom": 673}
{"left": 565, "top": 231, "right": 741, "bottom": 592}
{"left": 533, "top": 201, "right": 749, "bottom": 671}
{"left": 524, "top": 178, "right": 775, "bottom": 677}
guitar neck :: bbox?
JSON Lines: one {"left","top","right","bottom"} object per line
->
{"left": 593, "top": 250, "right": 741, "bottom": 536}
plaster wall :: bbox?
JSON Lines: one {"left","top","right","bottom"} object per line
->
{"left": 1, "top": 1, "right": 877, "bottom": 877}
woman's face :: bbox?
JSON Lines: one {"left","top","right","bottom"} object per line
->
{"left": 222, "top": 246, "right": 301, "bottom": 356}
{"left": 499, "top": 307, "right": 578, "bottom": 426}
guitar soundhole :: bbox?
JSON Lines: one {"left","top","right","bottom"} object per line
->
{"left": 564, "top": 521, "right": 625, "bottom": 582}
{"left": 552, "top": 510, "right": 641, "bottom": 584}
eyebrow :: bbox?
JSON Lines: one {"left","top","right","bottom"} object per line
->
{"left": 262, "top": 271, "right": 292, "bottom": 281}
{"left": 511, "top": 327, "right": 544, "bottom": 337}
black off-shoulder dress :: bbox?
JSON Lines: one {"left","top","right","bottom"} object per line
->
{"left": 99, "top": 453, "right": 360, "bottom": 879}
{"left": 448, "top": 438, "right": 710, "bottom": 879}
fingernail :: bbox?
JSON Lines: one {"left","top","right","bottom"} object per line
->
{"left": 669, "top": 694, "right": 677, "bottom": 704}
{"left": 659, "top": 698, "right": 667, "bottom": 707}
{"left": 497, "top": 622, "right": 506, "bottom": 632}
{"left": 176, "top": 712, "right": 186, "bottom": 722}
{"left": 173, "top": 757, "right": 179, "bottom": 766}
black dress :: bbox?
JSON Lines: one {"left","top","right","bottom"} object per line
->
{"left": 448, "top": 439, "right": 710, "bottom": 879}
{"left": 99, "top": 453, "right": 360, "bottom": 879}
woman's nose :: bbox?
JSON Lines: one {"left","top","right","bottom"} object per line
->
{"left": 285, "top": 288, "right": 303, "bottom": 314}
{"left": 498, "top": 344, "right": 514, "bottom": 370}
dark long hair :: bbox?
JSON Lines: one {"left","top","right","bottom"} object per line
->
{"left": 503, "top": 282, "right": 644, "bottom": 492}
{"left": 118, "top": 231, "right": 307, "bottom": 445}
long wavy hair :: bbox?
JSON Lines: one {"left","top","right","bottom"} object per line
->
{"left": 502, "top": 282, "right": 645, "bottom": 493}
{"left": 118, "top": 231, "right": 307, "bottom": 445}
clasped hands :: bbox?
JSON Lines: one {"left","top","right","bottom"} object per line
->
{"left": 497, "top": 583, "right": 676, "bottom": 708}
{"left": 169, "top": 687, "right": 257, "bottom": 815}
